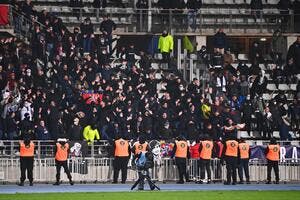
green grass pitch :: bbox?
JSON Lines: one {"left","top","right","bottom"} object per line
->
{"left": 0, "top": 191, "right": 300, "bottom": 200}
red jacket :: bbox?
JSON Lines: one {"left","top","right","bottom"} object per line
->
{"left": 190, "top": 143, "right": 200, "bottom": 159}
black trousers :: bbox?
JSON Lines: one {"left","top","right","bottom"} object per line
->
{"left": 267, "top": 160, "right": 279, "bottom": 182}
{"left": 162, "top": 52, "right": 171, "bottom": 69}
{"left": 238, "top": 159, "right": 249, "bottom": 182}
{"left": 175, "top": 157, "right": 189, "bottom": 182}
{"left": 55, "top": 160, "right": 72, "bottom": 182}
{"left": 20, "top": 157, "right": 34, "bottom": 183}
{"left": 225, "top": 156, "right": 238, "bottom": 184}
{"left": 200, "top": 159, "right": 211, "bottom": 180}
{"left": 113, "top": 157, "right": 129, "bottom": 183}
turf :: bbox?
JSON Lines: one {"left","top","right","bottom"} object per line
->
{"left": 0, "top": 191, "right": 299, "bottom": 200}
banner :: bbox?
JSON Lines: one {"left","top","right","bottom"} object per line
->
{"left": 0, "top": 4, "right": 9, "bottom": 25}
{"left": 81, "top": 91, "right": 103, "bottom": 105}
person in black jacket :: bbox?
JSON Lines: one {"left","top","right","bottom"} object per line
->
{"left": 136, "top": 0, "right": 148, "bottom": 32}
{"left": 277, "top": 0, "right": 292, "bottom": 31}
{"left": 80, "top": 17, "right": 94, "bottom": 53}
{"left": 68, "top": 117, "right": 83, "bottom": 141}
{"left": 287, "top": 36, "right": 300, "bottom": 70}
{"left": 250, "top": 0, "right": 263, "bottom": 23}
{"left": 100, "top": 15, "right": 116, "bottom": 54}
{"left": 293, "top": 0, "right": 300, "bottom": 32}
{"left": 186, "top": 0, "right": 202, "bottom": 31}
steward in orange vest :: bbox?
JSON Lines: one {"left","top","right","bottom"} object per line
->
{"left": 198, "top": 135, "right": 214, "bottom": 184}
{"left": 222, "top": 136, "right": 239, "bottom": 185}
{"left": 132, "top": 135, "right": 150, "bottom": 156}
{"left": 112, "top": 135, "right": 131, "bottom": 184}
{"left": 172, "top": 136, "right": 190, "bottom": 184}
{"left": 238, "top": 139, "right": 250, "bottom": 184}
{"left": 53, "top": 138, "right": 74, "bottom": 186}
{"left": 265, "top": 138, "right": 280, "bottom": 184}
{"left": 19, "top": 138, "right": 34, "bottom": 186}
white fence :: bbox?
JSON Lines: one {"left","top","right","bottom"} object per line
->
{"left": 0, "top": 158, "right": 299, "bottom": 184}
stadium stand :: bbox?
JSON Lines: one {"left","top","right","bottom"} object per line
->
{"left": 0, "top": 0, "right": 299, "bottom": 146}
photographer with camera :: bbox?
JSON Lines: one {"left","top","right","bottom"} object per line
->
{"left": 132, "top": 135, "right": 150, "bottom": 156}
{"left": 131, "top": 150, "right": 159, "bottom": 191}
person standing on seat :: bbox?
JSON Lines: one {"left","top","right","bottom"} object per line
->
{"left": 112, "top": 135, "right": 131, "bottom": 183}
{"left": 222, "top": 136, "right": 239, "bottom": 185}
{"left": 19, "top": 138, "right": 35, "bottom": 186}
{"left": 53, "top": 138, "right": 74, "bottom": 185}
{"left": 265, "top": 138, "right": 280, "bottom": 184}
{"left": 238, "top": 139, "right": 251, "bottom": 184}
{"left": 172, "top": 136, "right": 190, "bottom": 184}
{"left": 158, "top": 30, "right": 174, "bottom": 69}
{"left": 198, "top": 135, "right": 214, "bottom": 184}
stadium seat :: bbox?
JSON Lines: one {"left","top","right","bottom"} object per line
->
{"left": 238, "top": 54, "right": 248, "bottom": 61}
{"left": 235, "top": 0, "right": 245, "bottom": 4}
{"left": 239, "top": 131, "right": 251, "bottom": 139}
{"left": 259, "top": 64, "right": 266, "bottom": 70}
{"left": 224, "top": 0, "right": 234, "bottom": 4}
{"left": 266, "top": 83, "right": 277, "bottom": 91}
{"left": 154, "top": 53, "right": 162, "bottom": 60}
{"left": 262, "top": 93, "right": 272, "bottom": 101}
{"left": 289, "top": 84, "right": 297, "bottom": 91}
{"left": 267, "top": 0, "right": 278, "bottom": 5}
{"left": 151, "top": 63, "right": 159, "bottom": 70}
{"left": 278, "top": 84, "right": 290, "bottom": 91}
{"left": 273, "top": 131, "right": 280, "bottom": 139}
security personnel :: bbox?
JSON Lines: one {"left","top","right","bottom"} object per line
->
{"left": 158, "top": 30, "right": 174, "bottom": 68}
{"left": 238, "top": 139, "right": 251, "bottom": 184}
{"left": 265, "top": 138, "right": 280, "bottom": 184}
{"left": 131, "top": 135, "right": 150, "bottom": 156}
{"left": 19, "top": 138, "right": 34, "bottom": 186}
{"left": 222, "top": 136, "right": 239, "bottom": 185}
{"left": 172, "top": 136, "right": 190, "bottom": 184}
{"left": 83, "top": 124, "right": 100, "bottom": 145}
{"left": 112, "top": 135, "right": 131, "bottom": 183}
{"left": 53, "top": 138, "right": 74, "bottom": 185}
{"left": 198, "top": 135, "right": 214, "bottom": 184}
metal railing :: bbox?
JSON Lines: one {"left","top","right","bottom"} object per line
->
{"left": 0, "top": 140, "right": 111, "bottom": 159}
{"left": 0, "top": 139, "right": 299, "bottom": 158}
{"left": 0, "top": 157, "right": 299, "bottom": 183}
{"left": 30, "top": 6, "right": 298, "bottom": 33}
{"left": 6, "top": 5, "right": 46, "bottom": 42}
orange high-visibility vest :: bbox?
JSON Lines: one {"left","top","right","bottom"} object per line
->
{"left": 55, "top": 143, "right": 69, "bottom": 161}
{"left": 20, "top": 141, "right": 34, "bottom": 157}
{"left": 175, "top": 141, "right": 188, "bottom": 158}
{"left": 239, "top": 143, "right": 250, "bottom": 159}
{"left": 200, "top": 140, "right": 213, "bottom": 160}
{"left": 225, "top": 140, "right": 238, "bottom": 157}
{"left": 114, "top": 139, "right": 129, "bottom": 157}
{"left": 134, "top": 142, "right": 148, "bottom": 155}
{"left": 266, "top": 144, "right": 280, "bottom": 161}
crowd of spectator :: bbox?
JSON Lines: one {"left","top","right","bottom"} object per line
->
{"left": 0, "top": 0, "right": 299, "bottom": 144}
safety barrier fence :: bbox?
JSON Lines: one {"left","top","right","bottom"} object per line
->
{"left": 0, "top": 158, "right": 299, "bottom": 184}
{"left": 4, "top": 4, "right": 300, "bottom": 34}
{"left": 33, "top": 7, "right": 298, "bottom": 33}
{"left": 1, "top": 140, "right": 299, "bottom": 158}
